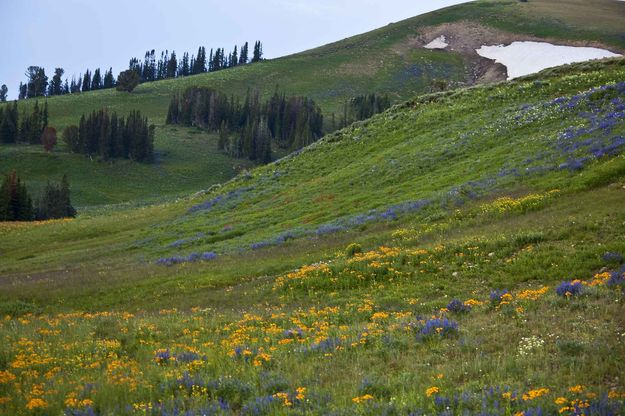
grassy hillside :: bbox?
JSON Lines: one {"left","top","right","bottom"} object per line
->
{"left": 2, "top": 0, "right": 624, "bottom": 207}
{"left": 0, "top": 126, "right": 253, "bottom": 207}
{"left": 1, "top": 58, "right": 625, "bottom": 414}
{"left": 11, "top": 0, "right": 625, "bottom": 128}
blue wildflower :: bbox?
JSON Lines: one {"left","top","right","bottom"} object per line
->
{"left": 556, "top": 281, "right": 584, "bottom": 297}
{"left": 418, "top": 318, "right": 458, "bottom": 339}
{"left": 446, "top": 299, "right": 471, "bottom": 314}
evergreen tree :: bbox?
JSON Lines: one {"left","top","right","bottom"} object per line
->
{"left": 60, "top": 175, "right": 76, "bottom": 218}
{"left": 92, "top": 68, "right": 102, "bottom": 90}
{"left": 0, "top": 84, "right": 8, "bottom": 102}
{"left": 62, "top": 125, "right": 80, "bottom": 152}
{"left": 35, "top": 175, "right": 76, "bottom": 220}
{"left": 231, "top": 46, "right": 238, "bottom": 68}
{"left": 48, "top": 68, "right": 64, "bottom": 96}
{"left": 0, "top": 101, "right": 18, "bottom": 144}
{"left": 82, "top": 70, "right": 92, "bottom": 92}
{"left": 25, "top": 66, "right": 48, "bottom": 98}
{"left": 63, "top": 79, "right": 69, "bottom": 94}
{"left": 142, "top": 50, "right": 156, "bottom": 81}
{"left": 192, "top": 46, "right": 206, "bottom": 74}
{"left": 239, "top": 42, "right": 249, "bottom": 65}
{"left": 180, "top": 52, "right": 190, "bottom": 76}
{"left": 42, "top": 101, "right": 48, "bottom": 130}
{"left": 168, "top": 87, "right": 318, "bottom": 162}
{"left": 18, "top": 82, "right": 27, "bottom": 100}
{"left": 0, "top": 170, "right": 33, "bottom": 221}
{"left": 21, "top": 101, "right": 42, "bottom": 144}
{"left": 103, "top": 68, "right": 115, "bottom": 89}
{"left": 116, "top": 70, "right": 140, "bottom": 92}
{"left": 167, "top": 51, "right": 177, "bottom": 78}
{"left": 70, "top": 108, "right": 153, "bottom": 163}
{"left": 252, "top": 41, "right": 263, "bottom": 63}
{"left": 165, "top": 95, "right": 179, "bottom": 124}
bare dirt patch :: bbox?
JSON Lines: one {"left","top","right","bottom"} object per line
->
{"left": 398, "top": 21, "right": 623, "bottom": 84}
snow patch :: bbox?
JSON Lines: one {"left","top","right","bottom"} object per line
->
{"left": 476, "top": 41, "right": 621, "bottom": 80}
{"left": 424, "top": 35, "right": 448, "bottom": 50}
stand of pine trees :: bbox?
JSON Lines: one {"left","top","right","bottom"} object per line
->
{"left": 130, "top": 41, "right": 261, "bottom": 83}
{"left": 0, "top": 100, "right": 48, "bottom": 144}
{"left": 0, "top": 171, "right": 33, "bottom": 221}
{"left": 16, "top": 41, "right": 263, "bottom": 99}
{"left": 0, "top": 171, "right": 75, "bottom": 221}
{"left": 166, "top": 88, "right": 323, "bottom": 162}
{"left": 337, "top": 93, "right": 391, "bottom": 129}
{"left": 63, "top": 110, "right": 154, "bottom": 163}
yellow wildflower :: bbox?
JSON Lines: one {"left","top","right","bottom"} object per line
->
{"left": 371, "top": 312, "right": 389, "bottom": 320}
{"left": 0, "top": 370, "right": 16, "bottom": 384}
{"left": 426, "top": 386, "right": 440, "bottom": 397}
{"left": 523, "top": 388, "right": 550, "bottom": 401}
{"left": 352, "top": 394, "right": 374, "bottom": 403}
{"left": 569, "top": 385, "right": 584, "bottom": 394}
{"left": 26, "top": 398, "right": 48, "bottom": 410}
{"left": 296, "top": 387, "right": 306, "bottom": 400}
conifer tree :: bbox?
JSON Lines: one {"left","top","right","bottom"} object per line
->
{"left": 0, "top": 170, "right": 33, "bottom": 221}
{"left": 0, "top": 84, "right": 7, "bottom": 102}
{"left": 91, "top": 68, "right": 102, "bottom": 90}
{"left": 35, "top": 175, "right": 76, "bottom": 220}
{"left": 116, "top": 70, "right": 140, "bottom": 92}
{"left": 25, "top": 66, "right": 48, "bottom": 98}
{"left": 231, "top": 46, "right": 238, "bottom": 68}
{"left": 239, "top": 42, "right": 249, "bottom": 65}
{"left": 167, "top": 52, "right": 177, "bottom": 78}
{"left": 48, "top": 68, "right": 64, "bottom": 96}
{"left": 103, "top": 68, "right": 115, "bottom": 89}
{"left": 18, "top": 82, "right": 27, "bottom": 100}
{"left": 180, "top": 52, "right": 190, "bottom": 76}
{"left": 165, "top": 95, "right": 179, "bottom": 124}
{"left": 252, "top": 41, "right": 263, "bottom": 63}
{"left": 82, "top": 70, "right": 92, "bottom": 92}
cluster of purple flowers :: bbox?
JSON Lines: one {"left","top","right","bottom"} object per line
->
{"left": 283, "top": 328, "right": 304, "bottom": 339}
{"left": 155, "top": 251, "right": 217, "bottom": 266}
{"left": 302, "top": 337, "right": 341, "bottom": 353}
{"left": 607, "top": 267, "right": 625, "bottom": 287}
{"left": 188, "top": 187, "right": 252, "bottom": 214}
{"left": 417, "top": 318, "right": 458, "bottom": 339}
{"left": 489, "top": 289, "right": 510, "bottom": 305}
{"left": 556, "top": 280, "right": 584, "bottom": 297}
{"left": 155, "top": 349, "right": 172, "bottom": 363}
{"left": 241, "top": 395, "right": 277, "bottom": 416}
{"left": 250, "top": 198, "right": 431, "bottom": 250}
{"left": 446, "top": 299, "right": 471, "bottom": 314}
{"left": 602, "top": 252, "right": 624, "bottom": 264}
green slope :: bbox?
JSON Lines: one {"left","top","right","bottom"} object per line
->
{"left": 1, "top": 58, "right": 625, "bottom": 415}
{"left": 1, "top": 57, "right": 624, "bottom": 291}
{"left": 2, "top": 0, "right": 624, "bottom": 207}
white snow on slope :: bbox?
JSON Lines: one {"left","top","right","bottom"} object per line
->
{"left": 424, "top": 35, "right": 448, "bottom": 49}
{"left": 476, "top": 41, "right": 621, "bottom": 79}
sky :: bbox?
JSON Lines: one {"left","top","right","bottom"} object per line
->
{"left": 0, "top": 0, "right": 471, "bottom": 100}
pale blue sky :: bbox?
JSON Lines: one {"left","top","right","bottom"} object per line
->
{"left": 0, "top": 0, "right": 471, "bottom": 99}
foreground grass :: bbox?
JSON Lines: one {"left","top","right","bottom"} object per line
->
{"left": 1, "top": 188, "right": 625, "bottom": 414}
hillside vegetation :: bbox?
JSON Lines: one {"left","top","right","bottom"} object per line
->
{"left": 1, "top": 54, "right": 625, "bottom": 414}
{"left": 2, "top": 0, "right": 624, "bottom": 207}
